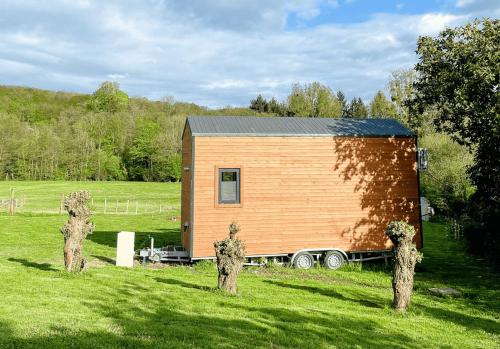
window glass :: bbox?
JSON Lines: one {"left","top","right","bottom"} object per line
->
{"left": 219, "top": 168, "right": 240, "bottom": 204}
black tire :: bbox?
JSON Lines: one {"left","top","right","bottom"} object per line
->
{"left": 323, "top": 251, "right": 345, "bottom": 270}
{"left": 293, "top": 252, "right": 315, "bottom": 269}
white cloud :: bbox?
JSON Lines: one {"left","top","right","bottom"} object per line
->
{"left": 416, "top": 13, "right": 463, "bottom": 35}
{"left": 0, "top": 0, "right": 497, "bottom": 107}
{"left": 456, "top": 0, "right": 476, "bottom": 8}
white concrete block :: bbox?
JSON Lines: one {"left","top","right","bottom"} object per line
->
{"left": 116, "top": 231, "right": 135, "bottom": 267}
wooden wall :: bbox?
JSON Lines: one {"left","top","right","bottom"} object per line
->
{"left": 180, "top": 124, "right": 192, "bottom": 253}
{"left": 189, "top": 135, "right": 421, "bottom": 258}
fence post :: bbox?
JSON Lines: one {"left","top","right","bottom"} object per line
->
{"left": 135, "top": 201, "right": 138, "bottom": 215}
{"left": 115, "top": 200, "right": 118, "bottom": 214}
{"left": 104, "top": 198, "right": 107, "bottom": 214}
{"left": 59, "top": 193, "right": 65, "bottom": 214}
{"left": 126, "top": 200, "right": 129, "bottom": 214}
{"left": 8, "top": 188, "right": 15, "bottom": 216}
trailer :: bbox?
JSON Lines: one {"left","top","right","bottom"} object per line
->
{"left": 140, "top": 116, "right": 423, "bottom": 269}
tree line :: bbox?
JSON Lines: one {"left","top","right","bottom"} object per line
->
{"left": 250, "top": 83, "right": 400, "bottom": 119}
{"left": 0, "top": 82, "right": 259, "bottom": 182}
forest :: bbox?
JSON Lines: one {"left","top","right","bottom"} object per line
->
{"left": 0, "top": 83, "right": 259, "bottom": 182}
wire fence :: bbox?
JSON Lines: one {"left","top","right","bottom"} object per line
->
{"left": 0, "top": 193, "right": 180, "bottom": 217}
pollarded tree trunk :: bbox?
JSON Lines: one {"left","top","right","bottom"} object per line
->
{"left": 386, "top": 221, "right": 422, "bottom": 311}
{"left": 214, "top": 222, "right": 245, "bottom": 294}
{"left": 392, "top": 240, "right": 421, "bottom": 310}
{"left": 60, "top": 191, "right": 94, "bottom": 272}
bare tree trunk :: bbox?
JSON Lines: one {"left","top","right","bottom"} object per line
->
{"left": 386, "top": 221, "right": 422, "bottom": 311}
{"left": 217, "top": 268, "right": 239, "bottom": 294}
{"left": 214, "top": 222, "right": 245, "bottom": 294}
{"left": 60, "top": 191, "right": 94, "bottom": 272}
{"left": 392, "top": 241, "right": 420, "bottom": 310}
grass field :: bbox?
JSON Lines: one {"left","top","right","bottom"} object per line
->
{"left": 0, "top": 182, "right": 499, "bottom": 348}
{"left": 0, "top": 181, "right": 181, "bottom": 215}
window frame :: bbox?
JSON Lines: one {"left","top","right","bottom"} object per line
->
{"left": 214, "top": 165, "right": 243, "bottom": 208}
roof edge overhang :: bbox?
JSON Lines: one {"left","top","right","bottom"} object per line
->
{"left": 190, "top": 133, "right": 415, "bottom": 138}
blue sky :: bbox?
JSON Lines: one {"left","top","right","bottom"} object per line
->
{"left": 0, "top": 0, "right": 498, "bottom": 107}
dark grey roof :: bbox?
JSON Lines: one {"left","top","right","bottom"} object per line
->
{"left": 187, "top": 116, "right": 414, "bottom": 137}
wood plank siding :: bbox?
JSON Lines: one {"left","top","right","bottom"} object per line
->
{"left": 180, "top": 124, "right": 192, "bottom": 252}
{"left": 182, "top": 133, "right": 422, "bottom": 258}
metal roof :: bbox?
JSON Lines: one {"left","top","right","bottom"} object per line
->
{"left": 186, "top": 116, "right": 415, "bottom": 137}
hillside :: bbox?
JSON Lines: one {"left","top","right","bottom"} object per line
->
{"left": 0, "top": 84, "right": 264, "bottom": 182}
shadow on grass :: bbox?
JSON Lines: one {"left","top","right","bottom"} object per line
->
{"left": 88, "top": 228, "right": 180, "bottom": 249}
{"left": 7, "top": 258, "right": 58, "bottom": 272}
{"left": 91, "top": 255, "right": 115, "bottom": 265}
{"left": 264, "top": 280, "right": 385, "bottom": 309}
{"left": 415, "top": 301, "right": 500, "bottom": 335}
{"left": 155, "top": 277, "right": 214, "bottom": 291}
{"left": 0, "top": 281, "right": 420, "bottom": 349}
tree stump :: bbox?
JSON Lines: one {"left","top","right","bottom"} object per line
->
{"left": 385, "top": 221, "right": 422, "bottom": 311}
{"left": 214, "top": 222, "right": 245, "bottom": 294}
{"left": 60, "top": 191, "right": 94, "bottom": 272}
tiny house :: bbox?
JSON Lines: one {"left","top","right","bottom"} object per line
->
{"left": 180, "top": 116, "right": 422, "bottom": 269}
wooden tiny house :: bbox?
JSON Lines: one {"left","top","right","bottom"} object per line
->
{"left": 181, "top": 116, "right": 422, "bottom": 269}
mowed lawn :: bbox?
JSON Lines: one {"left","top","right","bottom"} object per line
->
{"left": 0, "top": 182, "right": 499, "bottom": 348}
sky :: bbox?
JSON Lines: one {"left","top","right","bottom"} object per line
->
{"left": 0, "top": 0, "right": 498, "bottom": 107}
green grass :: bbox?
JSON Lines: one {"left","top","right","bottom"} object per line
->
{"left": 0, "top": 182, "right": 499, "bottom": 348}
{"left": 0, "top": 181, "right": 180, "bottom": 215}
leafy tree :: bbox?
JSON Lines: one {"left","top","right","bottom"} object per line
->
{"left": 410, "top": 18, "right": 500, "bottom": 265}
{"left": 126, "top": 121, "right": 161, "bottom": 181}
{"left": 287, "top": 84, "right": 310, "bottom": 116}
{"left": 388, "top": 69, "right": 435, "bottom": 134}
{"left": 345, "top": 97, "right": 368, "bottom": 118}
{"left": 369, "top": 91, "right": 397, "bottom": 118}
{"left": 336, "top": 91, "right": 348, "bottom": 117}
{"left": 89, "top": 81, "right": 129, "bottom": 113}
{"left": 267, "top": 97, "right": 285, "bottom": 115}
{"left": 389, "top": 69, "right": 415, "bottom": 122}
{"left": 420, "top": 132, "right": 474, "bottom": 216}
{"left": 165, "top": 153, "right": 182, "bottom": 182}
{"left": 287, "top": 82, "right": 342, "bottom": 117}
{"left": 411, "top": 18, "right": 499, "bottom": 202}
{"left": 250, "top": 94, "right": 268, "bottom": 113}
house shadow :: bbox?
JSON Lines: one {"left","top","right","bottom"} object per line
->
{"left": 7, "top": 258, "right": 58, "bottom": 272}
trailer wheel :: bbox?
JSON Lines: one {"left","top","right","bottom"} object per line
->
{"left": 324, "top": 251, "right": 345, "bottom": 270}
{"left": 293, "top": 252, "right": 314, "bottom": 269}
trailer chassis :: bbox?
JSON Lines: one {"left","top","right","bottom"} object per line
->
{"left": 138, "top": 237, "right": 392, "bottom": 270}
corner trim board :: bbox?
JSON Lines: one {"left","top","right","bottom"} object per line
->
{"left": 189, "top": 135, "right": 195, "bottom": 258}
